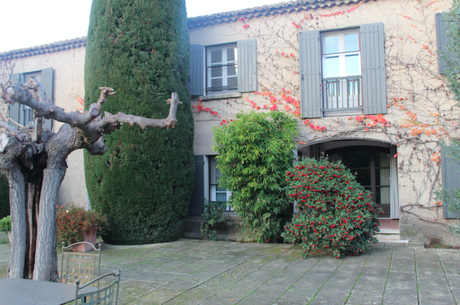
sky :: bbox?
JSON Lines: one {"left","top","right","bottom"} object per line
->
{"left": 0, "top": 0, "right": 287, "bottom": 53}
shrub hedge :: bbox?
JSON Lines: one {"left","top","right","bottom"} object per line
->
{"left": 84, "top": 0, "right": 194, "bottom": 244}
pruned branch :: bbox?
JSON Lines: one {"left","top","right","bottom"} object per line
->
{"left": 1, "top": 80, "right": 182, "bottom": 146}
{"left": 0, "top": 121, "right": 30, "bottom": 142}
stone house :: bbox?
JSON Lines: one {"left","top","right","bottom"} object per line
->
{"left": 1, "top": 0, "right": 458, "bottom": 245}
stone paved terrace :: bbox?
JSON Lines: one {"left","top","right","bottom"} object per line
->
{"left": 0, "top": 233, "right": 459, "bottom": 304}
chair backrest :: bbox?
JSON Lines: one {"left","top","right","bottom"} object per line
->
{"left": 74, "top": 270, "right": 121, "bottom": 305}
{"left": 60, "top": 242, "right": 102, "bottom": 287}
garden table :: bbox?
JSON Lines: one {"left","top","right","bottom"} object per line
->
{"left": 0, "top": 277, "right": 97, "bottom": 304}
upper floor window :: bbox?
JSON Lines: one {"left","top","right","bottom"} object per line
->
{"left": 322, "top": 29, "right": 362, "bottom": 111}
{"left": 299, "top": 23, "right": 386, "bottom": 118}
{"left": 9, "top": 68, "right": 53, "bottom": 131}
{"left": 187, "top": 39, "right": 257, "bottom": 97}
{"left": 206, "top": 44, "right": 238, "bottom": 95}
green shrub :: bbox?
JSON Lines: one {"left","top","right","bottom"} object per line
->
{"left": 200, "top": 199, "right": 229, "bottom": 241}
{"left": 213, "top": 111, "right": 298, "bottom": 242}
{"left": 282, "top": 157, "right": 381, "bottom": 258}
{"left": 56, "top": 203, "right": 107, "bottom": 247}
{"left": 0, "top": 215, "right": 11, "bottom": 232}
{"left": 84, "top": 0, "right": 194, "bottom": 244}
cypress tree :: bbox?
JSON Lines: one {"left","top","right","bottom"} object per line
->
{"left": 84, "top": 0, "right": 194, "bottom": 244}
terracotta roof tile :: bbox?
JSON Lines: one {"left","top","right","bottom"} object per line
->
{"left": 0, "top": 37, "right": 87, "bottom": 61}
{"left": 188, "top": 0, "right": 365, "bottom": 28}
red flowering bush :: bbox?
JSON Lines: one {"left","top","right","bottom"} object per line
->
{"left": 56, "top": 202, "right": 107, "bottom": 247}
{"left": 282, "top": 157, "right": 381, "bottom": 258}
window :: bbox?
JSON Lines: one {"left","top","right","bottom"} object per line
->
{"left": 187, "top": 40, "right": 257, "bottom": 96}
{"left": 206, "top": 44, "right": 238, "bottom": 95}
{"left": 327, "top": 147, "right": 391, "bottom": 217}
{"left": 209, "top": 156, "right": 233, "bottom": 211}
{"left": 322, "top": 29, "right": 362, "bottom": 110}
{"left": 299, "top": 23, "right": 386, "bottom": 118}
{"left": 9, "top": 68, "right": 53, "bottom": 131}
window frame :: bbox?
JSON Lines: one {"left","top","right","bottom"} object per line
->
{"left": 206, "top": 43, "right": 238, "bottom": 95}
{"left": 209, "top": 155, "right": 233, "bottom": 212}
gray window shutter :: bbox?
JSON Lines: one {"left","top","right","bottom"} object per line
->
{"left": 8, "top": 73, "right": 22, "bottom": 127}
{"left": 441, "top": 147, "right": 460, "bottom": 218}
{"left": 189, "top": 155, "right": 205, "bottom": 216}
{"left": 237, "top": 39, "right": 257, "bottom": 92}
{"left": 436, "top": 13, "right": 454, "bottom": 74}
{"left": 360, "top": 23, "right": 387, "bottom": 115}
{"left": 299, "top": 30, "right": 321, "bottom": 118}
{"left": 40, "top": 68, "right": 53, "bottom": 131}
{"left": 187, "top": 45, "right": 204, "bottom": 96}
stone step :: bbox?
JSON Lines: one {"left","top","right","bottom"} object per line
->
{"left": 375, "top": 229, "right": 409, "bottom": 244}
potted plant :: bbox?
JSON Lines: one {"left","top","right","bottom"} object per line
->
{"left": 0, "top": 215, "right": 11, "bottom": 243}
{"left": 56, "top": 203, "right": 107, "bottom": 252}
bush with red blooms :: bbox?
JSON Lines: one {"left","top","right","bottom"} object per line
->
{"left": 282, "top": 157, "right": 381, "bottom": 258}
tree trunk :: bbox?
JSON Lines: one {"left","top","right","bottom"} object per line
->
{"left": 33, "top": 168, "right": 65, "bottom": 281}
{"left": 7, "top": 165, "right": 27, "bottom": 278}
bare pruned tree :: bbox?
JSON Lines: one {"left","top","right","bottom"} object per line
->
{"left": 0, "top": 77, "right": 181, "bottom": 281}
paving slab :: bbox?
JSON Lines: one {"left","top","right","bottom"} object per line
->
{"left": 0, "top": 233, "right": 460, "bottom": 304}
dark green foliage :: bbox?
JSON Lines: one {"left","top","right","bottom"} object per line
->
{"left": 84, "top": 0, "right": 194, "bottom": 244}
{"left": 0, "top": 174, "right": 9, "bottom": 219}
{"left": 200, "top": 199, "right": 229, "bottom": 241}
{"left": 213, "top": 111, "right": 298, "bottom": 242}
{"left": 283, "top": 157, "right": 380, "bottom": 258}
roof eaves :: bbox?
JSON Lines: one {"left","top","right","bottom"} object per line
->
{"left": 0, "top": 37, "right": 87, "bottom": 61}
{"left": 188, "top": 0, "right": 365, "bottom": 28}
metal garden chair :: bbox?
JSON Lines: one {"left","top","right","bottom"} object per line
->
{"left": 74, "top": 270, "right": 121, "bottom": 305}
{"left": 60, "top": 241, "right": 102, "bottom": 287}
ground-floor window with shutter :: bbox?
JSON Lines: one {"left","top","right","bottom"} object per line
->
{"left": 299, "top": 23, "right": 386, "bottom": 118}
{"left": 209, "top": 156, "right": 233, "bottom": 212}
{"left": 9, "top": 68, "right": 53, "bottom": 131}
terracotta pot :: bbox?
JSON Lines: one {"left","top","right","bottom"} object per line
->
{"left": 72, "top": 228, "right": 97, "bottom": 252}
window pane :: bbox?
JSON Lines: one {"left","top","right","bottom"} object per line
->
{"left": 324, "top": 35, "right": 339, "bottom": 54}
{"left": 328, "top": 153, "right": 342, "bottom": 163}
{"left": 211, "top": 66, "right": 222, "bottom": 77}
{"left": 324, "top": 56, "right": 340, "bottom": 77}
{"left": 228, "top": 65, "right": 237, "bottom": 76}
{"left": 376, "top": 152, "right": 390, "bottom": 167}
{"left": 227, "top": 48, "right": 236, "bottom": 62}
{"left": 353, "top": 168, "right": 371, "bottom": 186}
{"left": 211, "top": 78, "right": 222, "bottom": 88}
{"left": 345, "top": 54, "right": 360, "bottom": 75}
{"left": 227, "top": 76, "right": 237, "bottom": 88}
{"left": 211, "top": 49, "right": 222, "bottom": 63}
{"left": 348, "top": 151, "right": 370, "bottom": 168}
{"left": 376, "top": 187, "right": 390, "bottom": 204}
{"left": 376, "top": 169, "right": 390, "bottom": 185}
{"left": 216, "top": 193, "right": 227, "bottom": 202}
{"left": 344, "top": 33, "right": 359, "bottom": 52}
